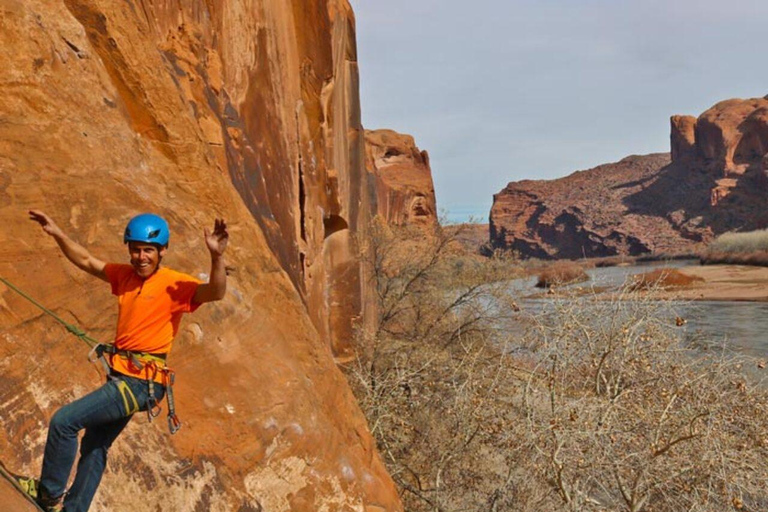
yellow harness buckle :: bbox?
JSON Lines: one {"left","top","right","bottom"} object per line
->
{"left": 116, "top": 380, "right": 139, "bottom": 416}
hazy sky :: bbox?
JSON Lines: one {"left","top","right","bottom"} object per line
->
{"left": 349, "top": 0, "right": 768, "bottom": 223}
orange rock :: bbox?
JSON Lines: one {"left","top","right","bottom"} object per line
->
{"left": 365, "top": 129, "right": 438, "bottom": 227}
{"left": 670, "top": 115, "right": 697, "bottom": 163}
{"left": 696, "top": 97, "right": 768, "bottom": 173}
{"left": 0, "top": 476, "right": 40, "bottom": 512}
{"left": 0, "top": 0, "right": 401, "bottom": 510}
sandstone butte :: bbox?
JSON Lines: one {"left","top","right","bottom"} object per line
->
{"left": 0, "top": 0, "right": 413, "bottom": 510}
{"left": 490, "top": 96, "right": 768, "bottom": 259}
{"left": 365, "top": 129, "right": 438, "bottom": 227}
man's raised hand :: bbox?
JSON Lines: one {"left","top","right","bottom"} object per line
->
{"left": 204, "top": 219, "right": 229, "bottom": 257}
{"left": 29, "top": 210, "right": 63, "bottom": 238}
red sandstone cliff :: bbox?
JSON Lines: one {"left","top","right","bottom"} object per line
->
{"left": 490, "top": 97, "right": 768, "bottom": 259}
{"left": 365, "top": 129, "right": 438, "bottom": 227}
{"left": 0, "top": 476, "right": 39, "bottom": 512}
{"left": 0, "top": 1, "right": 401, "bottom": 510}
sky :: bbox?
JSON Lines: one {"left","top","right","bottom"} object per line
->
{"left": 348, "top": 0, "right": 768, "bottom": 223}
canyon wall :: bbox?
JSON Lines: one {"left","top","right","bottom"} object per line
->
{"left": 490, "top": 97, "right": 768, "bottom": 259}
{"left": 365, "top": 129, "right": 438, "bottom": 227}
{"left": 0, "top": 0, "right": 401, "bottom": 510}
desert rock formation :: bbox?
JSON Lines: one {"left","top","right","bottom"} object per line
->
{"left": 365, "top": 129, "right": 438, "bottom": 227}
{"left": 490, "top": 97, "right": 768, "bottom": 259}
{"left": 0, "top": 0, "right": 401, "bottom": 510}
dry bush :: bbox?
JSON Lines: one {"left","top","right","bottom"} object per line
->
{"left": 703, "top": 230, "right": 768, "bottom": 266}
{"left": 535, "top": 262, "right": 589, "bottom": 288}
{"left": 701, "top": 250, "right": 768, "bottom": 266}
{"left": 350, "top": 218, "right": 525, "bottom": 510}
{"left": 519, "top": 290, "right": 768, "bottom": 512}
{"left": 708, "top": 229, "right": 768, "bottom": 254}
{"left": 629, "top": 268, "right": 704, "bottom": 290}
{"left": 348, "top": 218, "right": 768, "bottom": 512}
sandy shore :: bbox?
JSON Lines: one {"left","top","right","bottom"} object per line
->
{"left": 649, "top": 264, "right": 768, "bottom": 301}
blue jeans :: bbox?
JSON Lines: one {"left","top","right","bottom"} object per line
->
{"left": 40, "top": 373, "right": 165, "bottom": 512}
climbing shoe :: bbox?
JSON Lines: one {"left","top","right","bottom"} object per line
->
{"left": 14, "top": 474, "right": 39, "bottom": 500}
{"left": 38, "top": 490, "right": 65, "bottom": 512}
{"left": 15, "top": 475, "right": 64, "bottom": 512}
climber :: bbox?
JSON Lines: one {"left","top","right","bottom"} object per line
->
{"left": 16, "top": 210, "right": 229, "bottom": 512}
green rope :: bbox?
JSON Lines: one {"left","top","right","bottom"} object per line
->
{"left": 0, "top": 276, "right": 101, "bottom": 348}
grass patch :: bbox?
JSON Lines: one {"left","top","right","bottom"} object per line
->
{"left": 709, "top": 229, "right": 768, "bottom": 254}
{"left": 702, "top": 230, "right": 768, "bottom": 266}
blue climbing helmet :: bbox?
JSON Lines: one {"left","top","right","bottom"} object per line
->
{"left": 123, "top": 213, "right": 170, "bottom": 247}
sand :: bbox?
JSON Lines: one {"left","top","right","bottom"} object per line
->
{"left": 647, "top": 264, "right": 768, "bottom": 301}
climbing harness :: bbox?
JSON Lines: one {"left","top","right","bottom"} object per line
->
{"left": 0, "top": 276, "right": 182, "bottom": 434}
{"left": 89, "top": 344, "right": 181, "bottom": 433}
{"left": 115, "top": 379, "right": 140, "bottom": 416}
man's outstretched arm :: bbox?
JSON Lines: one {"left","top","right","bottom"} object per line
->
{"left": 29, "top": 210, "right": 108, "bottom": 282}
{"left": 193, "top": 218, "right": 229, "bottom": 304}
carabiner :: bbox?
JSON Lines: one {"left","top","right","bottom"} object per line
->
{"left": 146, "top": 396, "right": 163, "bottom": 421}
{"left": 168, "top": 414, "right": 182, "bottom": 435}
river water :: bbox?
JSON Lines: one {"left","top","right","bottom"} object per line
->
{"left": 512, "top": 260, "right": 768, "bottom": 357}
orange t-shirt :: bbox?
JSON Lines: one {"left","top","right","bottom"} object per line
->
{"left": 104, "top": 264, "right": 202, "bottom": 382}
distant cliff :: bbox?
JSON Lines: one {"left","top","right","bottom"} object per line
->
{"left": 490, "top": 97, "right": 768, "bottom": 259}
{"left": 365, "top": 129, "right": 438, "bottom": 227}
{"left": 0, "top": 0, "right": 401, "bottom": 510}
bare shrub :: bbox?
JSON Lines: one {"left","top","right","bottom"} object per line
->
{"left": 349, "top": 219, "right": 768, "bottom": 512}
{"left": 350, "top": 218, "right": 525, "bottom": 510}
{"left": 519, "top": 289, "right": 768, "bottom": 512}
{"left": 535, "top": 262, "right": 589, "bottom": 288}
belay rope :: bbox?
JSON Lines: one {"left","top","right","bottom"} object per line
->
{"left": 0, "top": 277, "right": 182, "bottom": 434}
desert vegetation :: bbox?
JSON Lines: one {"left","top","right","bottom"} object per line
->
{"left": 629, "top": 268, "right": 704, "bottom": 290}
{"left": 702, "top": 229, "right": 768, "bottom": 266}
{"left": 347, "top": 218, "right": 768, "bottom": 512}
{"left": 535, "top": 262, "right": 590, "bottom": 288}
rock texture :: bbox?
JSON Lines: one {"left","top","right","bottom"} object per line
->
{"left": 365, "top": 129, "right": 438, "bottom": 227}
{"left": 0, "top": 477, "right": 39, "bottom": 512}
{"left": 490, "top": 97, "right": 768, "bottom": 259}
{"left": 0, "top": 0, "right": 401, "bottom": 510}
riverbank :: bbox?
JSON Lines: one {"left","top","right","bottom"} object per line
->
{"left": 639, "top": 264, "right": 768, "bottom": 302}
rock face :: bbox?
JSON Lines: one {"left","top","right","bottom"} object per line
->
{"left": 490, "top": 97, "right": 768, "bottom": 259}
{"left": 365, "top": 129, "right": 438, "bottom": 227}
{"left": 670, "top": 115, "right": 697, "bottom": 163}
{"left": 0, "top": 1, "right": 401, "bottom": 511}
{"left": 0, "top": 477, "right": 39, "bottom": 512}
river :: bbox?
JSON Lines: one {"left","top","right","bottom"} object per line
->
{"left": 511, "top": 260, "right": 768, "bottom": 357}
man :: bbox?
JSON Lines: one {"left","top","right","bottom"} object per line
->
{"left": 19, "top": 210, "right": 228, "bottom": 512}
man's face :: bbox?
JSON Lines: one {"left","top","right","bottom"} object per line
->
{"left": 128, "top": 242, "right": 166, "bottom": 278}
